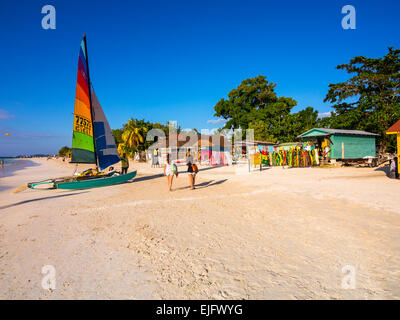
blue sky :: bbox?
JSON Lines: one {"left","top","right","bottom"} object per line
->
{"left": 0, "top": 0, "right": 399, "bottom": 156}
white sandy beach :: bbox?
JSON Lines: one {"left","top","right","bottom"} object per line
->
{"left": 0, "top": 159, "right": 399, "bottom": 299}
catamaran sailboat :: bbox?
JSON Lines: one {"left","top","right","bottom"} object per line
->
{"left": 28, "top": 35, "right": 136, "bottom": 190}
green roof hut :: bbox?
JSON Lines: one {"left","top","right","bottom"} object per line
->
{"left": 297, "top": 128, "right": 378, "bottom": 160}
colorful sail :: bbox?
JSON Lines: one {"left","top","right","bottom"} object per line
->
{"left": 71, "top": 38, "right": 96, "bottom": 164}
{"left": 92, "top": 90, "right": 120, "bottom": 170}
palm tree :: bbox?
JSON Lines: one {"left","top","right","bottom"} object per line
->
{"left": 119, "top": 119, "right": 148, "bottom": 159}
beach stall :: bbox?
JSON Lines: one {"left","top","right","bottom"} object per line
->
{"left": 233, "top": 140, "right": 276, "bottom": 162}
{"left": 150, "top": 133, "right": 232, "bottom": 166}
{"left": 277, "top": 142, "right": 301, "bottom": 151}
{"left": 254, "top": 140, "right": 277, "bottom": 153}
{"left": 297, "top": 128, "right": 378, "bottom": 161}
{"left": 149, "top": 134, "right": 199, "bottom": 165}
{"left": 232, "top": 140, "right": 277, "bottom": 170}
{"left": 198, "top": 134, "right": 232, "bottom": 166}
{"left": 386, "top": 120, "right": 400, "bottom": 177}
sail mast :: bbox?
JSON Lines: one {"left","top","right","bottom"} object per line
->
{"left": 82, "top": 34, "right": 99, "bottom": 170}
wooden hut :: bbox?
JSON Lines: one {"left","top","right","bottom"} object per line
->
{"left": 277, "top": 142, "right": 301, "bottom": 151}
{"left": 233, "top": 140, "right": 276, "bottom": 162}
{"left": 386, "top": 120, "right": 400, "bottom": 176}
{"left": 297, "top": 128, "right": 378, "bottom": 160}
{"left": 149, "top": 133, "right": 231, "bottom": 165}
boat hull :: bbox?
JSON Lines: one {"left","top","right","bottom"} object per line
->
{"left": 55, "top": 171, "right": 137, "bottom": 190}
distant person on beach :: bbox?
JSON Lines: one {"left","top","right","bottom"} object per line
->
{"left": 164, "top": 154, "right": 177, "bottom": 191}
{"left": 186, "top": 149, "right": 193, "bottom": 164}
{"left": 121, "top": 153, "right": 129, "bottom": 174}
{"left": 1, "top": 159, "right": 4, "bottom": 168}
{"left": 324, "top": 146, "right": 331, "bottom": 161}
{"left": 389, "top": 156, "right": 399, "bottom": 179}
{"left": 152, "top": 148, "right": 159, "bottom": 168}
{"left": 187, "top": 161, "right": 198, "bottom": 190}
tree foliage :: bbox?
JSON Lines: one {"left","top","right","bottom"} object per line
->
{"left": 324, "top": 47, "right": 400, "bottom": 153}
{"left": 58, "top": 146, "right": 71, "bottom": 157}
{"left": 111, "top": 129, "right": 124, "bottom": 146}
{"left": 114, "top": 118, "right": 170, "bottom": 157}
{"left": 214, "top": 75, "right": 319, "bottom": 142}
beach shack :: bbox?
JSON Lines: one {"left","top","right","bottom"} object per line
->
{"left": 234, "top": 140, "right": 276, "bottom": 153}
{"left": 277, "top": 142, "right": 301, "bottom": 151}
{"left": 297, "top": 128, "right": 378, "bottom": 160}
{"left": 149, "top": 133, "right": 198, "bottom": 164}
{"left": 386, "top": 119, "right": 400, "bottom": 176}
{"left": 149, "top": 133, "right": 232, "bottom": 165}
{"left": 233, "top": 140, "right": 276, "bottom": 162}
{"left": 198, "top": 134, "right": 232, "bottom": 166}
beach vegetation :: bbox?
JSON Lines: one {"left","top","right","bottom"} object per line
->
{"left": 111, "top": 129, "right": 124, "bottom": 146}
{"left": 115, "top": 118, "right": 171, "bottom": 159}
{"left": 213, "top": 75, "right": 319, "bottom": 142}
{"left": 57, "top": 146, "right": 71, "bottom": 157}
{"left": 324, "top": 47, "right": 400, "bottom": 153}
{"left": 60, "top": 49, "right": 399, "bottom": 156}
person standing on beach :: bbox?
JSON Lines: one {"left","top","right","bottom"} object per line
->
{"left": 121, "top": 153, "right": 129, "bottom": 174}
{"left": 186, "top": 149, "right": 193, "bottom": 164}
{"left": 324, "top": 145, "right": 331, "bottom": 162}
{"left": 1, "top": 159, "right": 4, "bottom": 168}
{"left": 152, "top": 148, "right": 159, "bottom": 168}
{"left": 187, "top": 161, "right": 198, "bottom": 190}
{"left": 164, "top": 154, "right": 177, "bottom": 191}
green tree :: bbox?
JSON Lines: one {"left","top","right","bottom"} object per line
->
{"left": 58, "top": 146, "right": 71, "bottom": 157}
{"left": 248, "top": 120, "right": 278, "bottom": 142}
{"left": 118, "top": 119, "right": 148, "bottom": 156}
{"left": 285, "top": 107, "right": 319, "bottom": 142}
{"left": 316, "top": 113, "right": 334, "bottom": 128}
{"left": 214, "top": 76, "right": 297, "bottom": 137}
{"left": 113, "top": 118, "right": 171, "bottom": 157}
{"left": 112, "top": 129, "right": 124, "bottom": 146}
{"left": 324, "top": 47, "right": 400, "bottom": 153}
{"left": 214, "top": 75, "right": 319, "bottom": 142}
{"left": 166, "top": 121, "right": 182, "bottom": 135}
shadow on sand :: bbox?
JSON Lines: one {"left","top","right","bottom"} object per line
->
{"left": 374, "top": 164, "right": 400, "bottom": 179}
{"left": 130, "top": 165, "right": 227, "bottom": 184}
{"left": 173, "top": 179, "right": 228, "bottom": 191}
{"left": 132, "top": 173, "right": 164, "bottom": 183}
{"left": 196, "top": 179, "right": 228, "bottom": 188}
{"left": 197, "top": 166, "right": 226, "bottom": 173}
{"left": 0, "top": 191, "right": 89, "bottom": 210}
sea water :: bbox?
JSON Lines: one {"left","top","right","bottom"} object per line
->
{"left": 0, "top": 157, "right": 28, "bottom": 179}
{"left": 0, "top": 157, "right": 19, "bottom": 166}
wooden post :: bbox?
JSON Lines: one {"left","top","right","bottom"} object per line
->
{"left": 398, "top": 133, "right": 400, "bottom": 176}
{"left": 247, "top": 146, "right": 250, "bottom": 173}
{"left": 341, "top": 142, "right": 344, "bottom": 159}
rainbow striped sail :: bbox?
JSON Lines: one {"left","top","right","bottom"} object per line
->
{"left": 71, "top": 35, "right": 120, "bottom": 170}
{"left": 71, "top": 37, "right": 95, "bottom": 163}
{"left": 27, "top": 35, "right": 135, "bottom": 190}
